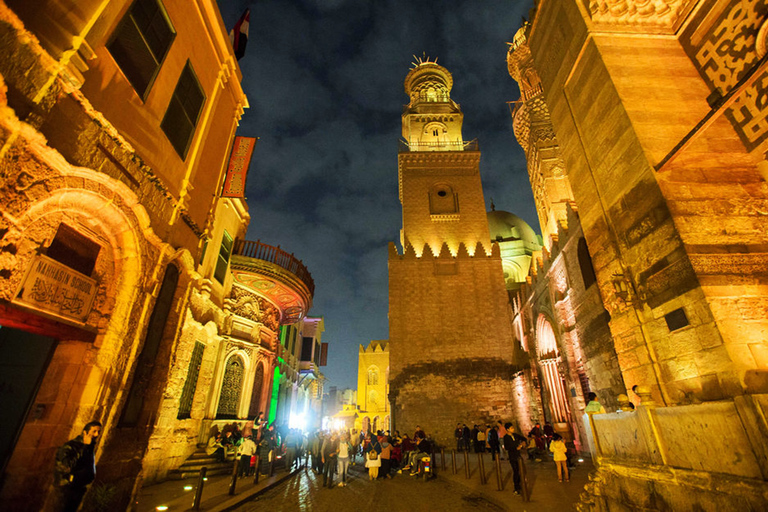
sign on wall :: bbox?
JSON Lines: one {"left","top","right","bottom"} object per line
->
{"left": 14, "top": 254, "right": 98, "bottom": 324}
{"left": 222, "top": 136, "right": 257, "bottom": 198}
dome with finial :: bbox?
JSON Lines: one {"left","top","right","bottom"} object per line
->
{"left": 404, "top": 54, "right": 453, "bottom": 104}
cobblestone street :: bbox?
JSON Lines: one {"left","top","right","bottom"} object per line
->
{"left": 233, "top": 463, "right": 507, "bottom": 512}
{"left": 230, "top": 453, "right": 592, "bottom": 512}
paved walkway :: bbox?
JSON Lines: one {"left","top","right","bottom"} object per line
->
{"left": 433, "top": 450, "right": 593, "bottom": 511}
{"left": 135, "top": 461, "right": 304, "bottom": 512}
{"left": 134, "top": 452, "right": 592, "bottom": 512}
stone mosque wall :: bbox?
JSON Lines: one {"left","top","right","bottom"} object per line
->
{"left": 388, "top": 241, "right": 520, "bottom": 446}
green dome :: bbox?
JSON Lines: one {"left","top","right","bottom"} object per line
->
{"left": 487, "top": 210, "right": 540, "bottom": 247}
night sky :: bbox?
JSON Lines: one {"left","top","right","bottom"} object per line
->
{"left": 216, "top": 0, "right": 538, "bottom": 390}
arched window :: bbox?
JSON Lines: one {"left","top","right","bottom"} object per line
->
{"left": 368, "top": 366, "right": 379, "bottom": 386}
{"left": 217, "top": 355, "right": 244, "bottom": 419}
{"left": 537, "top": 316, "right": 570, "bottom": 423}
{"left": 429, "top": 183, "right": 457, "bottom": 214}
{"left": 578, "top": 237, "right": 597, "bottom": 289}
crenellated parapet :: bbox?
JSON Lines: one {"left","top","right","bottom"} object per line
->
{"left": 387, "top": 240, "right": 501, "bottom": 260}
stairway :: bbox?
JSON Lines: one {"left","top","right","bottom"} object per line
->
{"left": 167, "top": 447, "right": 236, "bottom": 480}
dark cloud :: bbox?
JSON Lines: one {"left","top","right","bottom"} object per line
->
{"left": 217, "top": 0, "right": 537, "bottom": 390}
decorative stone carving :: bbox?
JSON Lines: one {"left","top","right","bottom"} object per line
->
{"left": 683, "top": 0, "right": 768, "bottom": 150}
{"left": 585, "top": 0, "right": 696, "bottom": 32}
{"left": 228, "top": 285, "right": 280, "bottom": 331}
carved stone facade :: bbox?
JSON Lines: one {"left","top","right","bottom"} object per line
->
{"left": 0, "top": 0, "right": 248, "bottom": 509}
{"left": 510, "top": 0, "right": 768, "bottom": 509}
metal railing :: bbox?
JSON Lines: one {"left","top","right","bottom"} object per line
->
{"left": 398, "top": 139, "right": 479, "bottom": 152}
{"left": 233, "top": 239, "right": 315, "bottom": 296}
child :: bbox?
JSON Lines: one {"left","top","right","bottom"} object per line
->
{"left": 549, "top": 433, "right": 569, "bottom": 482}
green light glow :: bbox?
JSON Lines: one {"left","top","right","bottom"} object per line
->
{"left": 269, "top": 366, "right": 281, "bottom": 424}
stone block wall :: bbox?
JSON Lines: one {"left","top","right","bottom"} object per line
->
{"left": 581, "top": 395, "right": 768, "bottom": 511}
{"left": 388, "top": 242, "right": 519, "bottom": 446}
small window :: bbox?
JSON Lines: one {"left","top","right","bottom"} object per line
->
{"left": 107, "top": 0, "right": 176, "bottom": 98}
{"left": 47, "top": 224, "right": 101, "bottom": 276}
{"left": 577, "top": 238, "right": 597, "bottom": 289}
{"left": 300, "top": 337, "right": 313, "bottom": 362}
{"left": 161, "top": 61, "right": 206, "bottom": 159}
{"left": 213, "top": 230, "right": 233, "bottom": 283}
{"left": 432, "top": 129, "right": 439, "bottom": 137}
{"left": 177, "top": 341, "right": 205, "bottom": 419}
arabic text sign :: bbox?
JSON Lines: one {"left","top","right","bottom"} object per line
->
{"left": 15, "top": 254, "right": 98, "bottom": 323}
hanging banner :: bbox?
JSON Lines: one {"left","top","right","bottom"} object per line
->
{"left": 222, "top": 136, "right": 257, "bottom": 198}
{"left": 14, "top": 254, "right": 98, "bottom": 324}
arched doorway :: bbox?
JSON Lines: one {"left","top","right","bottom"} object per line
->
{"left": 248, "top": 362, "right": 265, "bottom": 418}
{"left": 217, "top": 355, "right": 244, "bottom": 419}
{"left": 537, "top": 316, "right": 570, "bottom": 424}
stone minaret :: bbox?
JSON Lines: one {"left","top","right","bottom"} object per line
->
{"left": 506, "top": 22, "right": 574, "bottom": 250}
{"left": 388, "top": 58, "right": 519, "bottom": 446}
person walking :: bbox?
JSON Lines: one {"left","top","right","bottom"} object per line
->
{"left": 321, "top": 432, "right": 339, "bottom": 488}
{"left": 364, "top": 433, "right": 382, "bottom": 480}
{"left": 454, "top": 423, "right": 463, "bottom": 451}
{"left": 237, "top": 436, "right": 257, "bottom": 477}
{"left": 337, "top": 432, "right": 352, "bottom": 487}
{"left": 550, "top": 433, "right": 569, "bottom": 482}
{"left": 379, "top": 435, "right": 392, "bottom": 479}
{"left": 488, "top": 425, "right": 501, "bottom": 460}
{"left": 52, "top": 421, "right": 102, "bottom": 512}
{"left": 503, "top": 423, "right": 527, "bottom": 496}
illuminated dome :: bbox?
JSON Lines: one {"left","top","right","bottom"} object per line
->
{"left": 404, "top": 57, "right": 453, "bottom": 104}
{"left": 487, "top": 209, "right": 540, "bottom": 248}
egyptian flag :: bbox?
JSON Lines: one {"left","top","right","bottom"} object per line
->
{"left": 229, "top": 9, "right": 249, "bottom": 60}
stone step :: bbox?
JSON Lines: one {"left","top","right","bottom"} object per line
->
{"left": 167, "top": 465, "right": 233, "bottom": 480}
{"left": 178, "top": 457, "right": 235, "bottom": 471}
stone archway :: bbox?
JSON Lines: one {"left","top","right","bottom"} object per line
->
{"left": 537, "top": 315, "right": 570, "bottom": 424}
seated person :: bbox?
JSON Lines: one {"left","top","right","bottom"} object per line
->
{"left": 206, "top": 433, "right": 226, "bottom": 463}
{"left": 403, "top": 436, "right": 431, "bottom": 473}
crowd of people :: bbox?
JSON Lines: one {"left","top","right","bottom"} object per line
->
{"left": 196, "top": 394, "right": 613, "bottom": 492}
{"left": 204, "top": 412, "right": 307, "bottom": 478}
{"left": 307, "top": 425, "right": 434, "bottom": 488}
{"left": 452, "top": 415, "right": 586, "bottom": 493}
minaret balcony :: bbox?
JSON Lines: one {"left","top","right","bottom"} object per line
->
{"left": 230, "top": 239, "right": 314, "bottom": 324}
{"left": 398, "top": 139, "right": 479, "bottom": 153}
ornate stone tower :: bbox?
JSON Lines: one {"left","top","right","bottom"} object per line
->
{"left": 506, "top": 22, "right": 574, "bottom": 250}
{"left": 388, "top": 58, "right": 519, "bottom": 446}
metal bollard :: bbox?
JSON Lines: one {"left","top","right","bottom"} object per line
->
{"left": 478, "top": 452, "right": 486, "bottom": 485}
{"left": 252, "top": 455, "right": 261, "bottom": 485}
{"left": 441, "top": 448, "right": 446, "bottom": 471}
{"left": 519, "top": 457, "right": 530, "bottom": 502}
{"left": 229, "top": 457, "right": 239, "bottom": 495}
{"left": 451, "top": 449, "right": 457, "bottom": 474}
{"left": 192, "top": 467, "right": 207, "bottom": 510}
{"left": 494, "top": 453, "right": 503, "bottom": 491}
{"left": 464, "top": 450, "right": 470, "bottom": 479}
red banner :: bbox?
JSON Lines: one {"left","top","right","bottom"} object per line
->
{"left": 222, "top": 136, "right": 257, "bottom": 198}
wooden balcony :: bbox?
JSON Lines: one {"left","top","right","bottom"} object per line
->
{"left": 229, "top": 240, "right": 314, "bottom": 324}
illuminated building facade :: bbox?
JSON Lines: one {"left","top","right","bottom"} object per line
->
{"left": 388, "top": 60, "right": 521, "bottom": 446}
{"left": 506, "top": 1, "right": 768, "bottom": 509}
{"left": 356, "top": 340, "right": 390, "bottom": 434}
{"left": 0, "top": 0, "right": 318, "bottom": 507}
{"left": 506, "top": 23, "right": 624, "bottom": 450}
